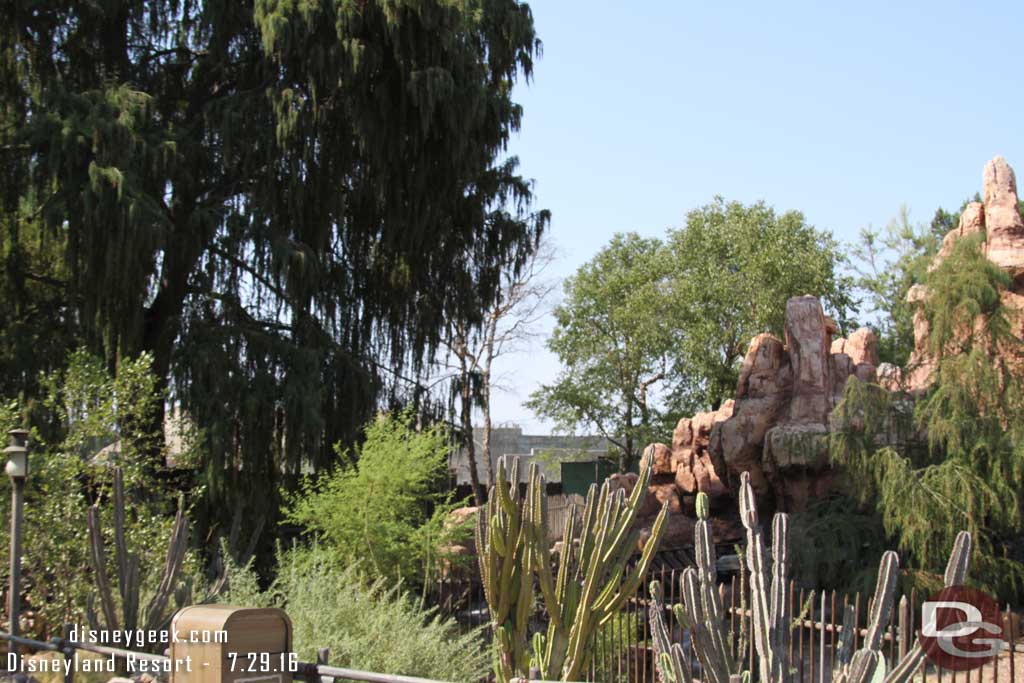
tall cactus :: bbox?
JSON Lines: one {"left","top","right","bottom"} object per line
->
{"left": 476, "top": 457, "right": 534, "bottom": 683}
{"left": 86, "top": 466, "right": 190, "bottom": 640}
{"left": 478, "top": 453, "right": 669, "bottom": 682}
{"left": 648, "top": 473, "right": 975, "bottom": 683}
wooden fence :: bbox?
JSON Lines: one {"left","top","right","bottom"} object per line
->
{"left": 431, "top": 566, "right": 1023, "bottom": 683}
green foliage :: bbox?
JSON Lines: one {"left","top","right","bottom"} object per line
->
{"left": 1, "top": 0, "right": 547, "bottom": 542}
{"left": 666, "top": 197, "right": 856, "bottom": 411}
{"left": 283, "top": 410, "right": 467, "bottom": 586}
{"left": 831, "top": 234, "right": 1024, "bottom": 602}
{"left": 527, "top": 234, "right": 673, "bottom": 471}
{"left": 220, "top": 546, "right": 488, "bottom": 683}
{"left": 0, "top": 350, "right": 202, "bottom": 636}
{"left": 790, "top": 494, "right": 888, "bottom": 593}
{"left": 529, "top": 202, "right": 854, "bottom": 472}
{"left": 851, "top": 207, "right": 945, "bottom": 366}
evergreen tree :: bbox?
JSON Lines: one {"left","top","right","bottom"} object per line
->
{"left": 0, "top": 1, "right": 547, "bottom": 534}
{"left": 831, "top": 234, "right": 1024, "bottom": 601}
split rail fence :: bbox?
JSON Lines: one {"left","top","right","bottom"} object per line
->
{"left": 431, "top": 566, "right": 1023, "bottom": 683}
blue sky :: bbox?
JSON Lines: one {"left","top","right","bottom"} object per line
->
{"left": 491, "top": 0, "right": 1024, "bottom": 433}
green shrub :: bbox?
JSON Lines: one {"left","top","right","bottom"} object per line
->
{"left": 220, "top": 545, "right": 488, "bottom": 682}
{"left": 283, "top": 410, "right": 469, "bottom": 586}
{"left": 0, "top": 349, "right": 204, "bottom": 636}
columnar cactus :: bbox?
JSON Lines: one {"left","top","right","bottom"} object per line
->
{"left": 648, "top": 473, "right": 975, "bottom": 683}
{"left": 478, "top": 454, "right": 669, "bottom": 682}
{"left": 86, "top": 466, "right": 190, "bottom": 638}
{"left": 847, "top": 531, "right": 972, "bottom": 683}
{"left": 476, "top": 457, "right": 534, "bottom": 683}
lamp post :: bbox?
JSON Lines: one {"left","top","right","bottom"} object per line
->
{"left": 5, "top": 428, "right": 28, "bottom": 657}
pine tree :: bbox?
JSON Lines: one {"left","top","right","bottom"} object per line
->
{"left": 0, "top": 1, "right": 547, "bottom": 534}
{"left": 831, "top": 234, "right": 1024, "bottom": 601}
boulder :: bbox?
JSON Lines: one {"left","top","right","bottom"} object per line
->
{"left": 845, "top": 327, "right": 880, "bottom": 366}
{"left": 639, "top": 442, "right": 673, "bottom": 475}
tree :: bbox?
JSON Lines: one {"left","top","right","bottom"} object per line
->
{"left": 0, "top": 1, "right": 547, "bottom": 531}
{"left": 444, "top": 241, "right": 555, "bottom": 499}
{"left": 831, "top": 233, "right": 1024, "bottom": 602}
{"left": 0, "top": 349, "right": 204, "bottom": 636}
{"left": 666, "top": 198, "right": 856, "bottom": 411}
{"left": 527, "top": 234, "right": 673, "bottom": 472}
{"left": 852, "top": 205, "right": 968, "bottom": 366}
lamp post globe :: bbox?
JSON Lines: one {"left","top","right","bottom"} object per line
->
{"left": 4, "top": 428, "right": 28, "bottom": 480}
{"left": 5, "top": 427, "right": 29, "bottom": 665}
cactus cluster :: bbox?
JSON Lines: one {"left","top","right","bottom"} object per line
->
{"left": 477, "top": 452, "right": 669, "bottom": 682}
{"left": 648, "top": 471, "right": 974, "bottom": 683}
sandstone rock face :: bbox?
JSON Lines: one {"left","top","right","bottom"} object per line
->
{"left": 617, "top": 155, "right": 1024, "bottom": 539}
{"left": 983, "top": 156, "right": 1024, "bottom": 282}
{"left": 785, "top": 296, "right": 833, "bottom": 424}
{"left": 669, "top": 403, "right": 732, "bottom": 502}
{"left": 639, "top": 442, "right": 673, "bottom": 475}
{"left": 844, "top": 328, "right": 880, "bottom": 366}
{"left": 906, "top": 156, "right": 1024, "bottom": 391}
{"left": 935, "top": 202, "right": 985, "bottom": 265}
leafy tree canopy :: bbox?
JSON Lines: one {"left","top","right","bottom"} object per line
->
{"left": 0, "top": 0, "right": 547, "bottom": 532}
{"left": 527, "top": 233, "right": 673, "bottom": 472}
{"left": 831, "top": 233, "right": 1024, "bottom": 602}
{"left": 666, "top": 197, "right": 856, "bottom": 411}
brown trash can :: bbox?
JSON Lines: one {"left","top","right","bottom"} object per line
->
{"left": 169, "top": 605, "right": 294, "bottom": 683}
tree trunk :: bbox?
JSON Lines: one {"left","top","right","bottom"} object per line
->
{"left": 459, "top": 352, "right": 484, "bottom": 506}
{"left": 140, "top": 200, "right": 205, "bottom": 468}
{"left": 622, "top": 399, "right": 634, "bottom": 474}
{"left": 481, "top": 362, "right": 495, "bottom": 488}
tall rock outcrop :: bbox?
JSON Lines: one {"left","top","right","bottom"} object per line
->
{"left": 907, "top": 155, "right": 1024, "bottom": 392}
{"left": 623, "top": 155, "right": 1024, "bottom": 546}
{"left": 637, "top": 295, "right": 879, "bottom": 515}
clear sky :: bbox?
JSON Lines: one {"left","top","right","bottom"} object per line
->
{"left": 490, "top": 0, "right": 1024, "bottom": 434}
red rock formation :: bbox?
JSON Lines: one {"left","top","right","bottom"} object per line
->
{"left": 983, "top": 156, "right": 1024, "bottom": 284}
{"left": 907, "top": 155, "right": 1024, "bottom": 392}
{"left": 623, "top": 154, "right": 1024, "bottom": 536}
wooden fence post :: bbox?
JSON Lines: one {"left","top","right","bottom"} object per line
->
{"left": 897, "top": 596, "right": 909, "bottom": 661}
{"left": 62, "top": 622, "right": 74, "bottom": 683}
{"left": 318, "top": 647, "right": 331, "bottom": 683}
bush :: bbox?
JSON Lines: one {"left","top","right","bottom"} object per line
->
{"left": 0, "top": 349, "right": 204, "bottom": 637}
{"left": 283, "top": 410, "right": 469, "bottom": 586}
{"left": 220, "top": 545, "right": 488, "bottom": 682}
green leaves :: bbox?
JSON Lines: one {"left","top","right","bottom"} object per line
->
{"left": 283, "top": 410, "right": 466, "bottom": 585}
{"left": 830, "top": 234, "right": 1024, "bottom": 602}
{"left": 666, "top": 197, "right": 855, "bottom": 410}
